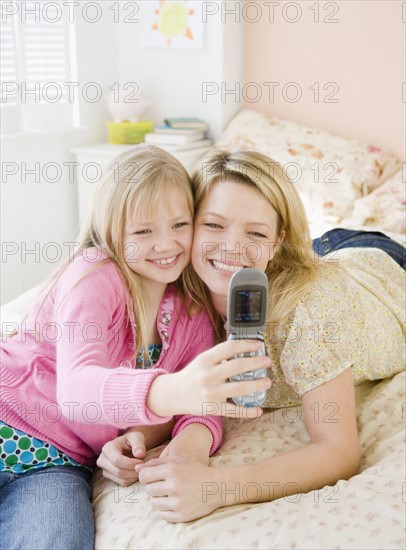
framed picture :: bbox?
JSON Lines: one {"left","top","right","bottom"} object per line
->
{"left": 140, "top": 1, "right": 204, "bottom": 49}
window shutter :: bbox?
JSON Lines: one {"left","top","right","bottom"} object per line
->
{"left": 1, "top": 4, "right": 21, "bottom": 132}
{"left": 1, "top": 6, "right": 18, "bottom": 102}
{"left": 1, "top": 0, "right": 76, "bottom": 133}
{"left": 21, "top": 1, "right": 70, "bottom": 103}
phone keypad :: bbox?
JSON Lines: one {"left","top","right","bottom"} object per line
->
{"left": 229, "top": 343, "right": 268, "bottom": 406}
{"left": 236, "top": 350, "right": 263, "bottom": 358}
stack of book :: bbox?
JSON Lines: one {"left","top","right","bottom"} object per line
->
{"left": 144, "top": 118, "right": 212, "bottom": 152}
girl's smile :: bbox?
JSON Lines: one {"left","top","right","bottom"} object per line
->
{"left": 124, "top": 186, "right": 193, "bottom": 291}
{"left": 147, "top": 254, "right": 181, "bottom": 268}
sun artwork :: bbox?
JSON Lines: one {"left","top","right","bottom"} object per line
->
{"left": 152, "top": 0, "right": 195, "bottom": 45}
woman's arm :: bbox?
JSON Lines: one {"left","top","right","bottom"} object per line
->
{"left": 137, "top": 368, "right": 360, "bottom": 522}
{"left": 211, "top": 368, "right": 360, "bottom": 503}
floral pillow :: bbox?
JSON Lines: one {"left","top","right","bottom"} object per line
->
{"left": 215, "top": 109, "right": 401, "bottom": 221}
{"left": 342, "top": 166, "right": 406, "bottom": 235}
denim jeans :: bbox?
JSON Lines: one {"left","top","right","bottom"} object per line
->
{"left": 0, "top": 465, "right": 94, "bottom": 550}
{"left": 312, "top": 228, "right": 406, "bottom": 269}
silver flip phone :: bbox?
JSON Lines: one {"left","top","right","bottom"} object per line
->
{"left": 226, "top": 268, "right": 269, "bottom": 407}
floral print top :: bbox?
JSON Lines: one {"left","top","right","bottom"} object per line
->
{"left": 262, "top": 247, "right": 405, "bottom": 408}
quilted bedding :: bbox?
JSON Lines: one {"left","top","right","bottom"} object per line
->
{"left": 93, "top": 372, "right": 405, "bottom": 549}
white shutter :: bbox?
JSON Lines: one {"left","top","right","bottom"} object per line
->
{"left": 1, "top": 0, "right": 76, "bottom": 133}
{"left": 1, "top": 7, "right": 18, "bottom": 101}
{"left": 0, "top": 4, "right": 21, "bottom": 132}
{"left": 21, "top": 1, "right": 70, "bottom": 103}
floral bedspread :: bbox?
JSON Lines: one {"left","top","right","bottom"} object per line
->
{"left": 93, "top": 372, "right": 405, "bottom": 549}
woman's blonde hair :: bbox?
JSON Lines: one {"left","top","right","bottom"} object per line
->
{"left": 188, "top": 148, "right": 336, "bottom": 330}
{"left": 33, "top": 144, "right": 198, "bottom": 358}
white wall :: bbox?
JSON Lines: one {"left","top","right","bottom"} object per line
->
{"left": 1, "top": 129, "right": 85, "bottom": 304}
{"left": 116, "top": 1, "right": 243, "bottom": 141}
{"left": 1, "top": 7, "right": 119, "bottom": 304}
{"left": 1, "top": 1, "right": 245, "bottom": 305}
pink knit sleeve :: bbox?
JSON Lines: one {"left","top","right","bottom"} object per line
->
{"left": 54, "top": 255, "right": 172, "bottom": 428}
{"left": 172, "top": 415, "right": 224, "bottom": 455}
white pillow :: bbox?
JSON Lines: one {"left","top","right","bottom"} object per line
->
{"left": 342, "top": 166, "right": 406, "bottom": 235}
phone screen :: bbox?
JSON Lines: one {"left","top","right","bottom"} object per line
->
{"left": 234, "top": 290, "right": 262, "bottom": 322}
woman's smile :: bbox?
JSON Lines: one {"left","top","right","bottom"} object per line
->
{"left": 192, "top": 179, "right": 281, "bottom": 316}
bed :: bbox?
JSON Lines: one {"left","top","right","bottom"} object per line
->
{"left": 1, "top": 109, "right": 405, "bottom": 549}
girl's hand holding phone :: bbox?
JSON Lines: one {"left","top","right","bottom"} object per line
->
{"left": 147, "top": 340, "right": 272, "bottom": 419}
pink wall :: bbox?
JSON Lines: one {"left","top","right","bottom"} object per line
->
{"left": 244, "top": 0, "right": 405, "bottom": 159}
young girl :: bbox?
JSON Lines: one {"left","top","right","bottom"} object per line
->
{"left": 0, "top": 145, "right": 271, "bottom": 549}
{"left": 131, "top": 148, "right": 405, "bottom": 522}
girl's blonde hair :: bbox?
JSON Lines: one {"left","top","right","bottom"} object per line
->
{"left": 188, "top": 148, "right": 336, "bottom": 331}
{"left": 34, "top": 144, "right": 198, "bottom": 358}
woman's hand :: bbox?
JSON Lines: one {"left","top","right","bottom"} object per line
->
{"left": 136, "top": 456, "right": 222, "bottom": 522}
{"left": 147, "top": 340, "right": 272, "bottom": 419}
{"left": 136, "top": 425, "right": 215, "bottom": 521}
{"left": 159, "top": 424, "right": 213, "bottom": 466}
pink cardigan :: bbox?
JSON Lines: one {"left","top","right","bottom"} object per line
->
{"left": 0, "top": 249, "right": 223, "bottom": 465}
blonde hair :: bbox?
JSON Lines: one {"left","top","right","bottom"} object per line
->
{"left": 189, "top": 148, "right": 337, "bottom": 331}
{"left": 32, "top": 144, "right": 197, "bottom": 358}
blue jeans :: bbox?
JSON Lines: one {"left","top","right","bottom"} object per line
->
{"left": 0, "top": 466, "right": 94, "bottom": 550}
{"left": 312, "top": 228, "right": 406, "bottom": 269}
